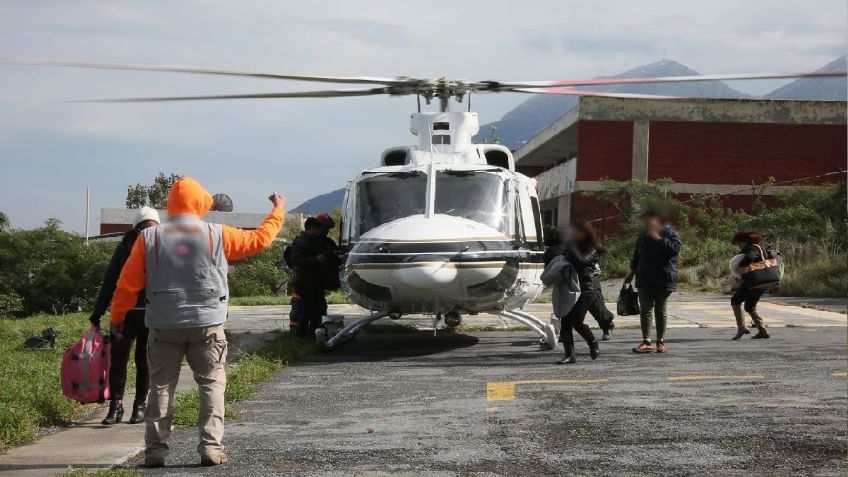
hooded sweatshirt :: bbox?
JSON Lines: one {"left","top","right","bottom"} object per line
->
{"left": 110, "top": 177, "right": 284, "bottom": 325}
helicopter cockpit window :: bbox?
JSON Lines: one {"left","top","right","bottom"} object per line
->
{"left": 435, "top": 171, "right": 509, "bottom": 233}
{"left": 355, "top": 172, "right": 427, "bottom": 236}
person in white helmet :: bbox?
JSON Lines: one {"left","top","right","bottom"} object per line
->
{"left": 90, "top": 206, "right": 160, "bottom": 425}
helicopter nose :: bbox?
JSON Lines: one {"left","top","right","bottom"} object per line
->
{"left": 392, "top": 259, "right": 458, "bottom": 288}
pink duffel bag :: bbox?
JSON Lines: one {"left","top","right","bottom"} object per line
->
{"left": 61, "top": 325, "right": 111, "bottom": 404}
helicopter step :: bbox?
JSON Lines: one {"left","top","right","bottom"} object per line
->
{"left": 493, "top": 309, "right": 558, "bottom": 350}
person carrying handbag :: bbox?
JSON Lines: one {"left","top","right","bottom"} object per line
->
{"left": 729, "top": 231, "right": 779, "bottom": 340}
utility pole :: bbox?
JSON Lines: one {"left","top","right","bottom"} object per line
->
{"left": 84, "top": 187, "right": 90, "bottom": 245}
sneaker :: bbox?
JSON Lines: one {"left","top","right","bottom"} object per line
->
{"left": 200, "top": 453, "right": 229, "bottom": 466}
{"left": 632, "top": 342, "right": 654, "bottom": 354}
{"left": 144, "top": 455, "right": 165, "bottom": 468}
{"left": 656, "top": 342, "right": 667, "bottom": 353}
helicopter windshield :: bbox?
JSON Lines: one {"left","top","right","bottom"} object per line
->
{"left": 355, "top": 171, "right": 427, "bottom": 236}
{"left": 435, "top": 171, "right": 509, "bottom": 233}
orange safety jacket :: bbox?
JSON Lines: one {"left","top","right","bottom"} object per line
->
{"left": 110, "top": 177, "right": 284, "bottom": 325}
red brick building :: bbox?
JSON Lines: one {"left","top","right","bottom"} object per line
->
{"left": 514, "top": 96, "right": 846, "bottom": 231}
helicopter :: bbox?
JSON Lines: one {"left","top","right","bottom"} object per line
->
{"left": 3, "top": 60, "right": 843, "bottom": 350}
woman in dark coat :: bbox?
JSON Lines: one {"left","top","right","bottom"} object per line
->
{"left": 556, "top": 221, "right": 604, "bottom": 364}
{"left": 730, "top": 231, "right": 771, "bottom": 340}
{"left": 89, "top": 207, "right": 159, "bottom": 425}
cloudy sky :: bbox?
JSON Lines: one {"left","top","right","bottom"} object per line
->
{"left": 0, "top": 0, "right": 845, "bottom": 232}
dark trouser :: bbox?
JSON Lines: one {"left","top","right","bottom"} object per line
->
{"left": 588, "top": 277, "right": 614, "bottom": 331}
{"left": 560, "top": 293, "right": 597, "bottom": 356}
{"left": 637, "top": 288, "right": 672, "bottom": 342}
{"left": 731, "top": 285, "right": 765, "bottom": 330}
{"left": 110, "top": 309, "right": 149, "bottom": 401}
{"left": 290, "top": 288, "right": 327, "bottom": 338}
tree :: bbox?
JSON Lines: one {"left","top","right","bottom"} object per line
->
{"left": 0, "top": 211, "right": 8, "bottom": 232}
{"left": 126, "top": 173, "right": 181, "bottom": 208}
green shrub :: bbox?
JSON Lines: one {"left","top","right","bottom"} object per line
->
{"left": 0, "top": 220, "right": 113, "bottom": 315}
{"left": 228, "top": 242, "right": 290, "bottom": 297}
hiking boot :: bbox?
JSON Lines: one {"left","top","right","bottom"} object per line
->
{"left": 101, "top": 400, "right": 124, "bottom": 425}
{"left": 732, "top": 328, "right": 750, "bottom": 340}
{"left": 129, "top": 400, "right": 146, "bottom": 424}
{"left": 200, "top": 453, "right": 229, "bottom": 466}
{"left": 632, "top": 342, "right": 654, "bottom": 354}
{"left": 656, "top": 342, "right": 667, "bottom": 353}
{"left": 144, "top": 455, "right": 165, "bottom": 468}
{"left": 556, "top": 355, "right": 577, "bottom": 365}
{"left": 752, "top": 329, "right": 770, "bottom": 339}
{"left": 589, "top": 341, "right": 600, "bottom": 360}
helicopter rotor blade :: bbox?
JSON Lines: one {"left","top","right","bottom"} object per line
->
{"left": 1, "top": 60, "right": 409, "bottom": 86}
{"left": 508, "top": 87, "right": 679, "bottom": 99}
{"left": 491, "top": 70, "right": 846, "bottom": 90}
{"left": 76, "top": 88, "right": 390, "bottom": 103}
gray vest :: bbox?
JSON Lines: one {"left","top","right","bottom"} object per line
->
{"left": 143, "top": 216, "right": 229, "bottom": 329}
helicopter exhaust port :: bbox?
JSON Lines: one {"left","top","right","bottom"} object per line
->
{"left": 444, "top": 310, "right": 462, "bottom": 328}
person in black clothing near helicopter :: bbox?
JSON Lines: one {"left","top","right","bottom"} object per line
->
{"left": 288, "top": 213, "right": 340, "bottom": 339}
{"left": 89, "top": 206, "right": 160, "bottom": 425}
{"left": 553, "top": 221, "right": 605, "bottom": 364}
{"left": 544, "top": 226, "right": 615, "bottom": 340}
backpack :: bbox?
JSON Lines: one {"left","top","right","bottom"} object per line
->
{"left": 61, "top": 325, "right": 111, "bottom": 404}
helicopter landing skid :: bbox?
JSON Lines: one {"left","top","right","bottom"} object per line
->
{"left": 317, "top": 311, "right": 388, "bottom": 351}
{"left": 494, "top": 309, "right": 558, "bottom": 350}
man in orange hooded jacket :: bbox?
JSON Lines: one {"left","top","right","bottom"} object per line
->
{"left": 110, "top": 177, "right": 286, "bottom": 467}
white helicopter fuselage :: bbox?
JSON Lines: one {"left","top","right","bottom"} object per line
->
{"left": 337, "top": 112, "right": 546, "bottom": 316}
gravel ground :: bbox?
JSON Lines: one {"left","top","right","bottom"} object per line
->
{"left": 136, "top": 327, "right": 846, "bottom": 476}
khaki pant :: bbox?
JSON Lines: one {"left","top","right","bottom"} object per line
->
{"left": 145, "top": 324, "right": 227, "bottom": 459}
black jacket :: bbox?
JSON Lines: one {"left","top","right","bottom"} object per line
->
{"left": 629, "top": 226, "right": 683, "bottom": 291}
{"left": 290, "top": 232, "right": 339, "bottom": 291}
{"left": 91, "top": 230, "right": 145, "bottom": 319}
{"left": 738, "top": 243, "right": 770, "bottom": 267}
{"left": 563, "top": 242, "right": 601, "bottom": 293}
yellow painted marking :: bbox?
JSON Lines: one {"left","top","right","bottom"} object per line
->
{"left": 486, "top": 378, "right": 607, "bottom": 401}
{"left": 832, "top": 371, "right": 847, "bottom": 378}
{"left": 667, "top": 374, "right": 764, "bottom": 382}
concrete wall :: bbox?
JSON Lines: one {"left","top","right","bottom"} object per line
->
{"left": 575, "top": 121, "right": 633, "bottom": 181}
{"left": 648, "top": 122, "right": 846, "bottom": 184}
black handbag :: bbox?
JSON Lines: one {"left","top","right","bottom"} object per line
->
{"left": 741, "top": 245, "right": 781, "bottom": 289}
{"left": 617, "top": 283, "right": 641, "bottom": 316}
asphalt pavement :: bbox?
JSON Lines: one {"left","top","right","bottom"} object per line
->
{"left": 139, "top": 326, "right": 847, "bottom": 476}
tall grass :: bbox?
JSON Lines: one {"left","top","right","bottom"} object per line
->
{"left": 0, "top": 314, "right": 119, "bottom": 452}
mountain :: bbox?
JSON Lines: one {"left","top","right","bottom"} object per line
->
{"left": 765, "top": 55, "right": 847, "bottom": 100}
{"left": 289, "top": 187, "right": 345, "bottom": 215}
{"left": 475, "top": 60, "right": 749, "bottom": 149}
